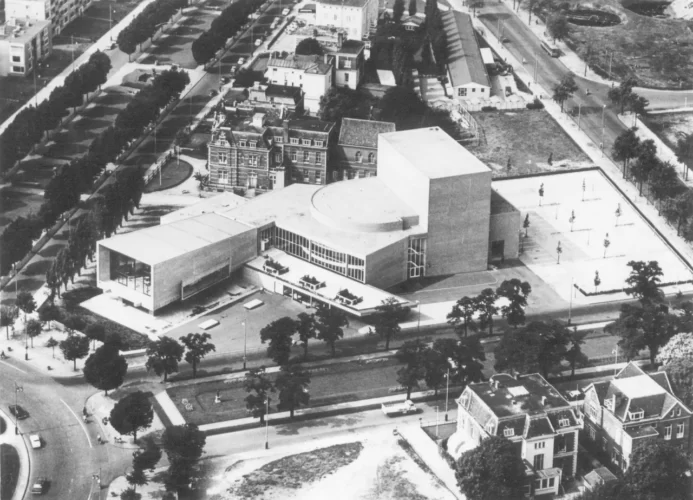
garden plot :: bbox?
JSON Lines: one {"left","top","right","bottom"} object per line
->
{"left": 208, "top": 429, "right": 455, "bottom": 500}
{"left": 492, "top": 169, "right": 693, "bottom": 304}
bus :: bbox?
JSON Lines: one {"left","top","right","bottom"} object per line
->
{"left": 540, "top": 40, "right": 560, "bottom": 57}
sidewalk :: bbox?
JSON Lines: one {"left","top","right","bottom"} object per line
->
{"left": 0, "top": 408, "right": 31, "bottom": 500}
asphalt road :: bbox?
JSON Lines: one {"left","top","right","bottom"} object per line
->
{"left": 478, "top": 3, "right": 693, "bottom": 170}
{"left": 0, "top": 359, "right": 132, "bottom": 500}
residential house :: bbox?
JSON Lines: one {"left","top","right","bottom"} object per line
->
{"left": 244, "top": 82, "right": 304, "bottom": 115}
{"left": 265, "top": 53, "right": 333, "bottom": 113}
{"left": 451, "top": 373, "right": 582, "bottom": 497}
{"left": 401, "top": 14, "right": 424, "bottom": 31}
{"left": 0, "top": 16, "right": 51, "bottom": 76}
{"left": 315, "top": 0, "right": 378, "bottom": 40}
{"left": 333, "top": 38, "right": 365, "bottom": 90}
{"left": 582, "top": 362, "right": 693, "bottom": 471}
{"left": 5, "top": 0, "right": 92, "bottom": 35}
{"left": 207, "top": 110, "right": 335, "bottom": 192}
{"left": 335, "top": 117, "right": 394, "bottom": 180}
{"left": 442, "top": 11, "right": 491, "bottom": 102}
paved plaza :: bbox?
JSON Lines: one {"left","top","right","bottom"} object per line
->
{"left": 493, "top": 169, "right": 693, "bottom": 305}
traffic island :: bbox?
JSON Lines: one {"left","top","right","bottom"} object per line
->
{"left": 0, "top": 444, "right": 19, "bottom": 500}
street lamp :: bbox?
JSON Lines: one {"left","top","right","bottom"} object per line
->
{"left": 568, "top": 277, "right": 573, "bottom": 325}
{"left": 14, "top": 382, "right": 23, "bottom": 434}
{"left": 243, "top": 316, "right": 248, "bottom": 370}
{"left": 600, "top": 104, "right": 606, "bottom": 158}
{"left": 416, "top": 301, "right": 421, "bottom": 333}
{"left": 435, "top": 406, "right": 440, "bottom": 438}
{"left": 265, "top": 397, "right": 270, "bottom": 449}
{"left": 612, "top": 346, "right": 619, "bottom": 375}
{"left": 444, "top": 368, "right": 450, "bottom": 422}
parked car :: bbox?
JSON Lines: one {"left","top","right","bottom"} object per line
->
{"left": 238, "top": 57, "right": 245, "bottom": 65}
{"left": 9, "top": 405, "right": 29, "bottom": 420}
{"left": 31, "top": 478, "right": 48, "bottom": 495}
{"left": 282, "top": 7, "right": 290, "bottom": 15}
{"left": 30, "top": 434, "right": 42, "bottom": 449}
{"left": 209, "top": 89, "right": 219, "bottom": 97}
{"left": 254, "top": 38, "right": 263, "bottom": 47}
{"left": 381, "top": 400, "right": 419, "bottom": 417}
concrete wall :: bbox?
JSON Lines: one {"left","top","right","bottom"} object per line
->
{"left": 96, "top": 244, "right": 110, "bottom": 283}
{"left": 365, "top": 236, "right": 408, "bottom": 289}
{"left": 453, "top": 83, "right": 491, "bottom": 101}
{"left": 152, "top": 228, "right": 257, "bottom": 311}
{"left": 489, "top": 209, "right": 521, "bottom": 260}
{"left": 427, "top": 171, "right": 491, "bottom": 276}
{"left": 377, "top": 136, "right": 430, "bottom": 227}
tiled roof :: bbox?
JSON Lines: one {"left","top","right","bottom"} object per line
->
{"left": 546, "top": 409, "right": 579, "bottom": 431}
{"left": 338, "top": 118, "right": 395, "bottom": 148}
{"left": 524, "top": 416, "right": 554, "bottom": 439}
{"left": 267, "top": 54, "right": 332, "bottom": 75}
{"left": 649, "top": 371, "right": 674, "bottom": 394}
{"left": 624, "top": 425, "right": 659, "bottom": 439}
{"left": 443, "top": 11, "right": 490, "bottom": 88}
{"left": 614, "top": 361, "right": 647, "bottom": 379}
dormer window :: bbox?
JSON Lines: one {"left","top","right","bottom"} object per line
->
{"left": 604, "top": 398, "right": 614, "bottom": 411}
{"left": 302, "top": 139, "right": 311, "bottom": 146}
{"left": 239, "top": 140, "right": 247, "bottom": 147}
{"left": 291, "top": 138, "right": 299, "bottom": 145}
{"left": 485, "top": 422, "right": 494, "bottom": 434}
{"left": 368, "top": 152, "right": 375, "bottom": 164}
{"left": 504, "top": 428, "right": 514, "bottom": 437}
{"left": 629, "top": 410, "right": 644, "bottom": 421}
{"left": 249, "top": 141, "right": 257, "bottom": 148}
{"left": 559, "top": 418, "right": 570, "bottom": 428}
{"left": 355, "top": 151, "right": 362, "bottom": 162}
{"left": 315, "top": 140, "right": 324, "bottom": 147}
{"left": 275, "top": 136, "right": 283, "bottom": 143}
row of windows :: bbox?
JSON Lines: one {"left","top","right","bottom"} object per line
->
{"left": 287, "top": 150, "right": 323, "bottom": 164}
{"left": 664, "top": 423, "right": 685, "bottom": 439}
{"left": 332, "top": 170, "right": 374, "bottom": 181}
{"left": 352, "top": 151, "right": 375, "bottom": 163}
{"left": 270, "top": 226, "right": 365, "bottom": 282}
{"left": 408, "top": 237, "right": 426, "bottom": 279}
{"left": 292, "top": 170, "right": 322, "bottom": 184}
{"left": 534, "top": 477, "right": 555, "bottom": 490}
{"left": 458, "top": 87, "right": 487, "bottom": 97}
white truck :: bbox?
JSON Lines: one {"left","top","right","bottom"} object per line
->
{"left": 382, "top": 400, "right": 419, "bottom": 416}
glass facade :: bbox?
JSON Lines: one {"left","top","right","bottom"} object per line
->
{"left": 407, "top": 237, "right": 426, "bottom": 278}
{"left": 268, "top": 226, "right": 366, "bottom": 282}
{"left": 109, "top": 250, "right": 151, "bottom": 296}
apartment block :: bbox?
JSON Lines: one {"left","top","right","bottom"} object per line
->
{"left": 0, "top": 16, "right": 51, "bottom": 76}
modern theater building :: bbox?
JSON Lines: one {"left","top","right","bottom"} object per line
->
{"left": 97, "top": 127, "right": 521, "bottom": 315}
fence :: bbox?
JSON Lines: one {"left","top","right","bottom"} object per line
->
{"left": 459, "top": 97, "right": 528, "bottom": 112}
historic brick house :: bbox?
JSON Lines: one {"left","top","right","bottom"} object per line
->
{"left": 334, "top": 118, "right": 395, "bottom": 180}
{"left": 449, "top": 373, "right": 582, "bottom": 497}
{"left": 582, "top": 362, "right": 692, "bottom": 471}
{"left": 207, "top": 110, "right": 335, "bottom": 191}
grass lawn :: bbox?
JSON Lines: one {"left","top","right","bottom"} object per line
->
{"left": 466, "top": 109, "right": 591, "bottom": 177}
{"left": 538, "top": 0, "right": 693, "bottom": 88}
{"left": 56, "top": 0, "right": 139, "bottom": 43}
{"left": 143, "top": 159, "right": 194, "bottom": 192}
{"left": 0, "top": 416, "right": 5, "bottom": 434}
{"left": 167, "top": 358, "right": 404, "bottom": 425}
{"left": 0, "top": 444, "right": 19, "bottom": 500}
{"left": 639, "top": 112, "right": 693, "bottom": 151}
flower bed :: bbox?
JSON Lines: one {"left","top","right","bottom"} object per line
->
{"left": 299, "top": 275, "right": 325, "bottom": 291}
{"left": 336, "top": 289, "right": 362, "bottom": 306}
{"left": 262, "top": 258, "right": 288, "bottom": 275}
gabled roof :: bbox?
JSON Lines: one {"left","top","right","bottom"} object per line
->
{"left": 338, "top": 118, "right": 395, "bottom": 148}
{"left": 442, "top": 11, "right": 490, "bottom": 88}
{"left": 584, "top": 467, "right": 619, "bottom": 489}
{"left": 649, "top": 371, "right": 674, "bottom": 394}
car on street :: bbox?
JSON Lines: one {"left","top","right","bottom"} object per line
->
{"left": 30, "top": 434, "right": 42, "bottom": 449}
{"left": 209, "top": 89, "right": 219, "bottom": 97}
{"left": 9, "top": 405, "right": 29, "bottom": 420}
{"left": 238, "top": 57, "right": 245, "bottom": 65}
{"left": 282, "top": 7, "right": 290, "bottom": 15}
{"left": 254, "top": 38, "right": 263, "bottom": 47}
{"left": 31, "top": 478, "right": 48, "bottom": 495}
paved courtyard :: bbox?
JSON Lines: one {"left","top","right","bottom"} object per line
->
{"left": 493, "top": 169, "right": 693, "bottom": 305}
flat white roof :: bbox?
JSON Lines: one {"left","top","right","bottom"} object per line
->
{"left": 100, "top": 213, "right": 254, "bottom": 265}
{"left": 161, "top": 192, "right": 247, "bottom": 224}
{"left": 379, "top": 127, "right": 490, "bottom": 179}
{"left": 612, "top": 375, "right": 666, "bottom": 399}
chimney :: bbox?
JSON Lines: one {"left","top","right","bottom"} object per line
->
{"left": 283, "top": 120, "right": 289, "bottom": 143}
{"left": 337, "top": 31, "right": 344, "bottom": 49}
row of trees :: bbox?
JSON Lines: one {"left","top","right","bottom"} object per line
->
{"left": 244, "top": 364, "right": 311, "bottom": 422}
{"left": 0, "top": 51, "right": 111, "bottom": 177}
{"left": 191, "top": 0, "right": 266, "bottom": 65}
{"left": 117, "top": 0, "right": 185, "bottom": 56}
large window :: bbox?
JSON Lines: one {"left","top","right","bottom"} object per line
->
{"left": 271, "top": 227, "right": 365, "bottom": 282}
{"left": 408, "top": 237, "right": 426, "bottom": 278}
{"left": 181, "top": 265, "right": 229, "bottom": 300}
{"left": 109, "top": 250, "right": 151, "bottom": 296}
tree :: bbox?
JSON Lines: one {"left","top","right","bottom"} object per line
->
{"left": 674, "top": 133, "right": 693, "bottom": 182}
{"left": 474, "top": 288, "right": 499, "bottom": 336}
{"left": 662, "top": 358, "right": 693, "bottom": 409}
{"left": 433, "top": 336, "right": 485, "bottom": 388}
{"left": 622, "top": 440, "right": 690, "bottom": 500}
{"left": 275, "top": 363, "right": 311, "bottom": 418}
{"left": 552, "top": 74, "right": 578, "bottom": 112}
{"left": 59, "top": 335, "right": 90, "bottom": 370}
{"left": 145, "top": 336, "right": 185, "bottom": 381}
{"left": 161, "top": 423, "right": 207, "bottom": 463}
{"left": 496, "top": 279, "right": 532, "bottom": 328}
{"left": 295, "top": 37, "right": 323, "bottom": 56}
{"left": 25, "top": 319, "right": 42, "bottom": 347}
{"left": 395, "top": 339, "right": 428, "bottom": 399}
{"left": 120, "top": 488, "right": 141, "bottom": 500}
{"left": 379, "top": 86, "right": 426, "bottom": 129}
{"left": 393, "top": 0, "right": 405, "bottom": 22}
{"left": 38, "top": 303, "right": 61, "bottom": 328}
{"left": 651, "top": 44, "right": 689, "bottom": 78}
{"left": 260, "top": 316, "right": 296, "bottom": 365}
{"left": 126, "top": 467, "right": 148, "bottom": 493}
{"left": 625, "top": 260, "right": 664, "bottom": 304}
{"left": 133, "top": 437, "right": 162, "bottom": 471}
{"left": 609, "top": 301, "right": 675, "bottom": 365}
{"left": 1, "top": 306, "right": 17, "bottom": 340}
{"left": 295, "top": 312, "right": 316, "bottom": 360}
{"left": 16, "top": 291, "right": 36, "bottom": 326}
{"left": 244, "top": 367, "right": 275, "bottom": 424}
{"left": 110, "top": 391, "right": 154, "bottom": 444}
{"left": 191, "top": 31, "right": 219, "bottom": 65}
{"left": 455, "top": 436, "right": 526, "bottom": 500}
{"left": 448, "top": 297, "right": 478, "bottom": 338}
{"left": 494, "top": 320, "right": 571, "bottom": 377}
{"left": 83, "top": 344, "right": 128, "bottom": 395}
{"left": 626, "top": 93, "right": 649, "bottom": 122}
{"left": 565, "top": 328, "right": 588, "bottom": 377}
{"left": 612, "top": 127, "right": 641, "bottom": 178}
{"left": 46, "top": 337, "right": 59, "bottom": 358}
{"left": 546, "top": 14, "right": 570, "bottom": 42}
{"left": 607, "top": 77, "right": 637, "bottom": 114}
{"left": 631, "top": 139, "right": 660, "bottom": 195}
{"left": 408, "top": 0, "right": 417, "bottom": 16}
{"left": 179, "top": 333, "right": 216, "bottom": 378}
{"left": 578, "top": 40, "right": 598, "bottom": 77}
{"left": 656, "top": 332, "right": 693, "bottom": 366}
{"left": 373, "top": 297, "right": 410, "bottom": 349}
{"left": 315, "top": 303, "right": 349, "bottom": 357}
{"left": 665, "top": 191, "right": 693, "bottom": 236}
{"left": 85, "top": 323, "right": 105, "bottom": 349}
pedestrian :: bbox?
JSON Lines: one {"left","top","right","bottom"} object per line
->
{"left": 97, "top": 434, "right": 102, "bottom": 444}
